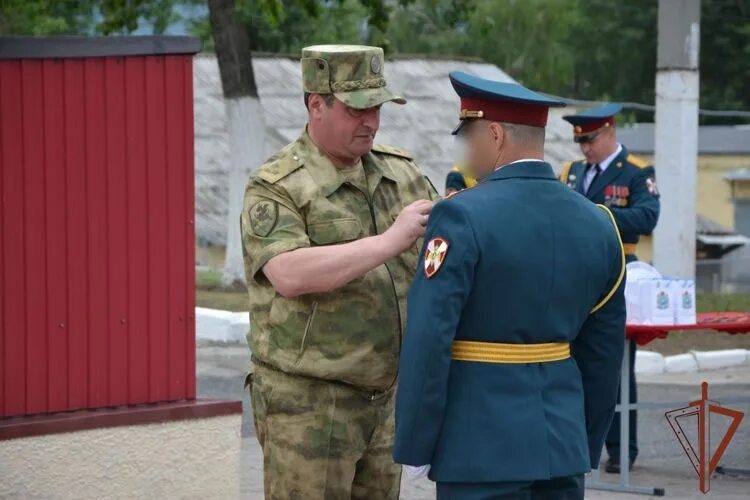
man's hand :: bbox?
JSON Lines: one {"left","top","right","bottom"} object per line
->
{"left": 382, "top": 199, "right": 434, "bottom": 256}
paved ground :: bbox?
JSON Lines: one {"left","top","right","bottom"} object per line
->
{"left": 197, "top": 342, "right": 750, "bottom": 499}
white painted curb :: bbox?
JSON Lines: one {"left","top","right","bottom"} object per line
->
{"left": 692, "top": 349, "right": 748, "bottom": 371}
{"left": 634, "top": 351, "right": 665, "bottom": 375}
{"left": 196, "top": 307, "right": 249, "bottom": 343}
{"left": 664, "top": 353, "right": 699, "bottom": 374}
{"left": 636, "top": 349, "right": 749, "bottom": 375}
{"left": 195, "top": 307, "right": 750, "bottom": 370}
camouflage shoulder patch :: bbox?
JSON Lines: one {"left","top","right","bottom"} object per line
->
{"left": 249, "top": 199, "right": 278, "bottom": 237}
{"left": 371, "top": 143, "right": 413, "bottom": 161}
{"left": 424, "top": 237, "right": 449, "bottom": 278}
{"left": 626, "top": 154, "right": 650, "bottom": 169}
{"left": 257, "top": 150, "right": 305, "bottom": 184}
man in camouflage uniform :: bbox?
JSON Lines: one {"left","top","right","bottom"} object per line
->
{"left": 241, "top": 45, "right": 439, "bottom": 499}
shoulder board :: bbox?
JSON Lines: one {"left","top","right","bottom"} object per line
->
{"left": 559, "top": 161, "right": 573, "bottom": 182}
{"left": 371, "top": 143, "right": 413, "bottom": 161}
{"left": 626, "top": 154, "right": 650, "bottom": 169}
{"left": 257, "top": 149, "right": 305, "bottom": 184}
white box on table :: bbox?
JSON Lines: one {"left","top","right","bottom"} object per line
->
{"left": 671, "top": 279, "right": 696, "bottom": 325}
{"left": 639, "top": 278, "right": 675, "bottom": 325}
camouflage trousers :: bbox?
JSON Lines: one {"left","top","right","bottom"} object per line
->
{"left": 249, "top": 362, "right": 402, "bottom": 500}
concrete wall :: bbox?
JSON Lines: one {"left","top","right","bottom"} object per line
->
{"left": 629, "top": 154, "right": 749, "bottom": 263}
{"left": 0, "top": 414, "right": 241, "bottom": 500}
{"left": 696, "top": 155, "right": 749, "bottom": 229}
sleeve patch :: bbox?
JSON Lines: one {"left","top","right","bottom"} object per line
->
{"left": 646, "top": 177, "right": 659, "bottom": 196}
{"left": 249, "top": 200, "right": 278, "bottom": 237}
{"left": 424, "top": 237, "right": 450, "bottom": 278}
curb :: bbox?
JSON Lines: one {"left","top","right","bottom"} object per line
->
{"left": 196, "top": 307, "right": 249, "bottom": 343}
{"left": 637, "top": 349, "right": 749, "bottom": 375}
{"left": 195, "top": 308, "right": 750, "bottom": 373}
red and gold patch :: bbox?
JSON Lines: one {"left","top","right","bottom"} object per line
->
{"left": 424, "top": 237, "right": 450, "bottom": 278}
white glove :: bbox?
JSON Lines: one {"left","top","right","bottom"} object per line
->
{"left": 404, "top": 464, "right": 431, "bottom": 479}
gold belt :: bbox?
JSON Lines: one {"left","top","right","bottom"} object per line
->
{"left": 452, "top": 340, "right": 571, "bottom": 364}
{"left": 623, "top": 243, "right": 637, "bottom": 255}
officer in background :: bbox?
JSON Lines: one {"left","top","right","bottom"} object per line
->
{"left": 445, "top": 163, "right": 477, "bottom": 196}
{"left": 561, "top": 104, "right": 660, "bottom": 473}
{"left": 242, "top": 44, "right": 438, "bottom": 499}
{"left": 393, "top": 71, "right": 627, "bottom": 499}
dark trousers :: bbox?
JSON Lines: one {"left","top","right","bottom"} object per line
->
{"left": 436, "top": 474, "right": 584, "bottom": 500}
{"left": 605, "top": 338, "right": 638, "bottom": 462}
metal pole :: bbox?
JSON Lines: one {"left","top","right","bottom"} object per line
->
{"left": 652, "top": 0, "right": 701, "bottom": 278}
{"left": 620, "top": 338, "right": 630, "bottom": 488}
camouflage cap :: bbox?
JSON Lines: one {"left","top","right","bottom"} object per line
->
{"left": 301, "top": 44, "right": 406, "bottom": 110}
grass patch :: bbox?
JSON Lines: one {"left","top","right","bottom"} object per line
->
{"left": 697, "top": 293, "right": 750, "bottom": 313}
{"left": 196, "top": 269, "right": 223, "bottom": 291}
{"left": 196, "top": 269, "right": 248, "bottom": 311}
{"left": 196, "top": 289, "right": 248, "bottom": 312}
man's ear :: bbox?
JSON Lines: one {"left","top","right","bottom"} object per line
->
{"left": 604, "top": 125, "right": 617, "bottom": 141}
{"left": 489, "top": 122, "right": 505, "bottom": 148}
{"left": 308, "top": 94, "right": 324, "bottom": 117}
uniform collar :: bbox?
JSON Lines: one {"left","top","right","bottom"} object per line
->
{"left": 294, "top": 128, "right": 398, "bottom": 197}
{"left": 585, "top": 145, "right": 630, "bottom": 198}
{"left": 597, "top": 143, "right": 623, "bottom": 172}
{"left": 487, "top": 160, "right": 557, "bottom": 182}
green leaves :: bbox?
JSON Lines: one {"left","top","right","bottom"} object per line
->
{"left": 96, "top": 0, "right": 182, "bottom": 35}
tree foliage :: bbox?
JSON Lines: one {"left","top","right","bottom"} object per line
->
{"left": 0, "top": 0, "right": 96, "bottom": 35}
{"left": 1, "top": 0, "right": 748, "bottom": 122}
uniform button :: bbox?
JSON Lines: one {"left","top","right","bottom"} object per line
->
{"left": 293, "top": 155, "right": 299, "bottom": 161}
{"left": 370, "top": 394, "right": 376, "bottom": 401}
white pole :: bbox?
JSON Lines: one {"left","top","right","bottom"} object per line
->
{"left": 652, "top": 0, "right": 701, "bottom": 278}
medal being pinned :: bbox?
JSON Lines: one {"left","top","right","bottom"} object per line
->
{"left": 424, "top": 237, "right": 449, "bottom": 278}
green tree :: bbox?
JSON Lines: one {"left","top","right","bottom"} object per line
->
{"left": 189, "top": 0, "right": 368, "bottom": 53}
{"left": 567, "top": 0, "right": 750, "bottom": 124}
{"left": 699, "top": 0, "right": 750, "bottom": 121}
{"left": 96, "top": 0, "right": 182, "bottom": 34}
{"left": 0, "top": 0, "right": 96, "bottom": 35}
{"left": 385, "top": 0, "right": 581, "bottom": 94}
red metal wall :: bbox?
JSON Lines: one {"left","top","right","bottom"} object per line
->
{"left": 0, "top": 54, "right": 196, "bottom": 418}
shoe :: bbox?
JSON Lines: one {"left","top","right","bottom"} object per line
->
{"left": 605, "top": 457, "right": 634, "bottom": 474}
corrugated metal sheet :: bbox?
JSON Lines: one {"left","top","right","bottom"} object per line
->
{"left": 0, "top": 54, "right": 196, "bottom": 417}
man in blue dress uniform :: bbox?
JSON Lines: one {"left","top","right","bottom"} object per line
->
{"left": 393, "top": 71, "right": 627, "bottom": 499}
{"left": 561, "top": 104, "right": 660, "bottom": 473}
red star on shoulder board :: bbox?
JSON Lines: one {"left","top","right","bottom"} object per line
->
{"left": 424, "top": 237, "right": 450, "bottom": 278}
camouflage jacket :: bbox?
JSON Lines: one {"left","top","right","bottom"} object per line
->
{"left": 242, "top": 130, "right": 439, "bottom": 391}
